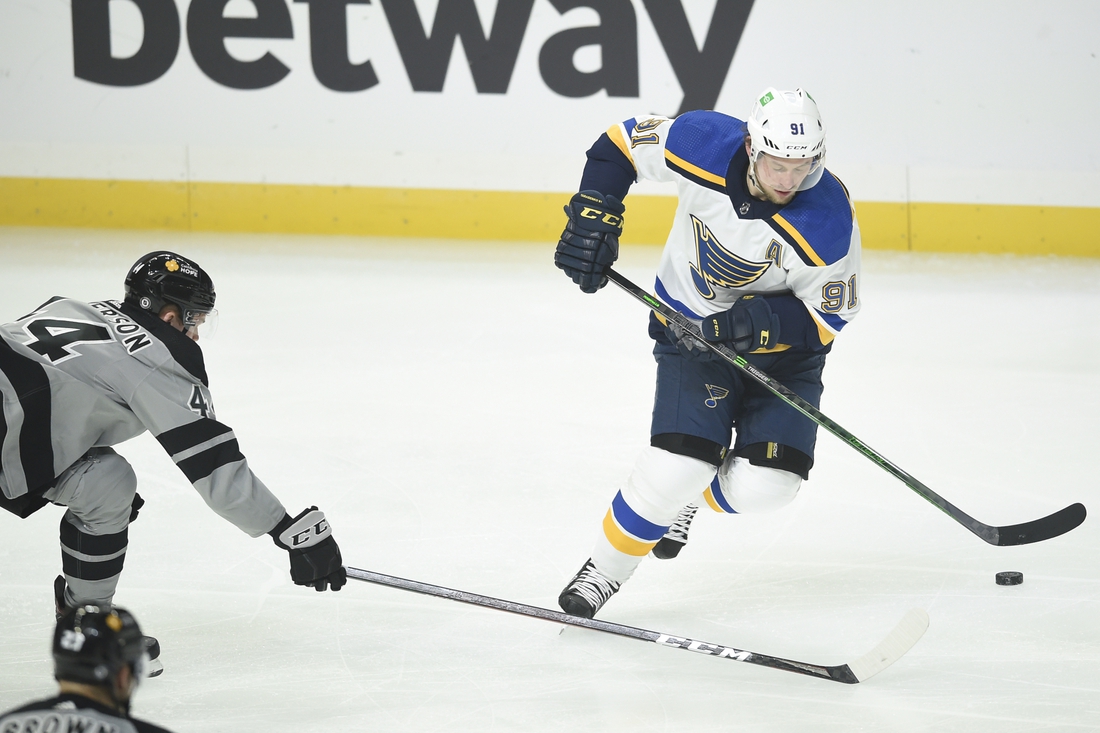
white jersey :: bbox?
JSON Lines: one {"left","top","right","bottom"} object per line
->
{"left": 0, "top": 297, "right": 285, "bottom": 536}
{"left": 607, "top": 111, "right": 861, "bottom": 348}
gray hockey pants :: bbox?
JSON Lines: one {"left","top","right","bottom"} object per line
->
{"left": 43, "top": 447, "right": 137, "bottom": 608}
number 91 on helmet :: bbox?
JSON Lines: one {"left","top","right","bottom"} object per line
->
{"left": 745, "top": 87, "right": 827, "bottom": 193}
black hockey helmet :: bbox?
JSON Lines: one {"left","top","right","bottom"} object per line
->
{"left": 53, "top": 604, "right": 148, "bottom": 686}
{"left": 124, "top": 251, "right": 216, "bottom": 329}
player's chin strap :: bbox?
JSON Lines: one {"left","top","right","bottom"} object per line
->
{"left": 603, "top": 268, "right": 1086, "bottom": 547}
{"left": 746, "top": 157, "right": 762, "bottom": 195}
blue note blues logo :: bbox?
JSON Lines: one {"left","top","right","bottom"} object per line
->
{"left": 689, "top": 215, "right": 771, "bottom": 299}
{"left": 704, "top": 384, "right": 730, "bottom": 409}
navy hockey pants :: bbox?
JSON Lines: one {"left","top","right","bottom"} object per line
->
{"left": 650, "top": 340, "right": 826, "bottom": 465}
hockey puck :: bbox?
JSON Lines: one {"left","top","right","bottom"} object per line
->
{"left": 995, "top": 571, "right": 1023, "bottom": 586}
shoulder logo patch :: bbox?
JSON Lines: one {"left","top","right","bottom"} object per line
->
{"left": 689, "top": 215, "right": 772, "bottom": 299}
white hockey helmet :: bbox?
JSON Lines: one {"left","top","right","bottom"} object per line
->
{"left": 746, "top": 88, "right": 827, "bottom": 191}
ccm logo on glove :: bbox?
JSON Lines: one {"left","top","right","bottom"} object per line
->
{"left": 274, "top": 508, "right": 333, "bottom": 550}
{"left": 579, "top": 206, "right": 622, "bottom": 227}
{"left": 271, "top": 507, "right": 347, "bottom": 592}
{"left": 287, "top": 517, "right": 329, "bottom": 548}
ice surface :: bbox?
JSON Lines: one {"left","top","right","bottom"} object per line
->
{"left": 1, "top": 227, "right": 1097, "bottom": 731}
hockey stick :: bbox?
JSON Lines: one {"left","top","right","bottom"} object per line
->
{"left": 345, "top": 566, "right": 927, "bottom": 684}
{"left": 604, "top": 268, "right": 1086, "bottom": 546}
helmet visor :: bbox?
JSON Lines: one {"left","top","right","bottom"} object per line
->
{"left": 133, "top": 650, "right": 151, "bottom": 685}
{"left": 183, "top": 308, "right": 219, "bottom": 340}
{"left": 753, "top": 152, "right": 825, "bottom": 194}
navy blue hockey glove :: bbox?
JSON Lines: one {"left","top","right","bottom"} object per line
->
{"left": 555, "top": 190, "right": 625, "bottom": 293}
{"left": 271, "top": 507, "right": 347, "bottom": 592}
{"left": 701, "top": 296, "right": 781, "bottom": 353}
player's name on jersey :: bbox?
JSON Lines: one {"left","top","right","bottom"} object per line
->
{"left": 91, "top": 301, "right": 154, "bottom": 354}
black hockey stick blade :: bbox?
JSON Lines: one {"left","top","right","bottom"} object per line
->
{"left": 345, "top": 566, "right": 928, "bottom": 684}
{"left": 991, "top": 502, "right": 1087, "bottom": 546}
{"left": 603, "top": 268, "right": 1087, "bottom": 546}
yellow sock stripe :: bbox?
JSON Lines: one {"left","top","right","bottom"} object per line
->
{"left": 703, "top": 486, "right": 725, "bottom": 513}
{"left": 602, "top": 510, "right": 657, "bottom": 557}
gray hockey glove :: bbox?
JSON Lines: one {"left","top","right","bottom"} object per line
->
{"left": 555, "top": 190, "right": 624, "bottom": 293}
{"left": 271, "top": 507, "right": 347, "bottom": 592}
{"left": 701, "top": 296, "right": 781, "bottom": 353}
{"left": 667, "top": 320, "right": 717, "bottom": 361}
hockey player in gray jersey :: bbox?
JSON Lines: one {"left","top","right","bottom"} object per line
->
{"left": 554, "top": 88, "right": 861, "bottom": 618}
{"left": 0, "top": 251, "right": 347, "bottom": 671}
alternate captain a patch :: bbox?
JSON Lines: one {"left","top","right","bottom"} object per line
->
{"left": 689, "top": 215, "right": 771, "bottom": 299}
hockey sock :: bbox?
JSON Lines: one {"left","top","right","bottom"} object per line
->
{"left": 59, "top": 516, "right": 127, "bottom": 607}
{"left": 590, "top": 446, "right": 717, "bottom": 582}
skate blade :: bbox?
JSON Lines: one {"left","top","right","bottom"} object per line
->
{"left": 146, "top": 658, "right": 164, "bottom": 678}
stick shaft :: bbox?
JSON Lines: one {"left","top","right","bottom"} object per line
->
{"left": 345, "top": 566, "right": 869, "bottom": 683}
{"left": 604, "top": 268, "right": 1085, "bottom": 545}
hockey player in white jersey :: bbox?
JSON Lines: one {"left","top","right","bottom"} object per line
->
{"left": 554, "top": 88, "right": 861, "bottom": 618}
{"left": 0, "top": 251, "right": 347, "bottom": 670}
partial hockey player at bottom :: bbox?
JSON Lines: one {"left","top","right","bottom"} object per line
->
{"left": 0, "top": 603, "right": 177, "bottom": 732}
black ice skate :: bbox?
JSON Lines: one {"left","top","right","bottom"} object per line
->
{"left": 652, "top": 504, "right": 698, "bottom": 560}
{"left": 142, "top": 636, "right": 163, "bottom": 678}
{"left": 558, "top": 559, "right": 621, "bottom": 619}
{"left": 54, "top": 575, "right": 163, "bottom": 677}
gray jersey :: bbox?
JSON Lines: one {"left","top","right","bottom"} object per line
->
{"left": 0, "top": 297, "right": 285, "bottom": 537}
